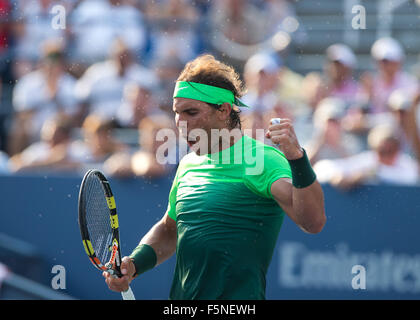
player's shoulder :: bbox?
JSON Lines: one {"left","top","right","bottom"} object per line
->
{"left": 177, "top": 151, "right": 201, "bottom": 169}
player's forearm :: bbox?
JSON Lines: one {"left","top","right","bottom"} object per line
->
{"left": 292, "top": 180, "right": 326, "bottom": 234}
{"left": 139, "top": 218, "right": 177, "bottom": 266}
{"left": 129, "top": 214, "right": 177, "bottom": 277}
{"left": 285, "top": 147, "right": 326, "bottom": 233}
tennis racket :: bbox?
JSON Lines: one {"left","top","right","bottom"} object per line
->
{"left": 78, "top": 169, "right": 135, "bottom": 300}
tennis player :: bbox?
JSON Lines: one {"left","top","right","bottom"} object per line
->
{"left": 103, "top": 54, "right": 326, "bottom": 299}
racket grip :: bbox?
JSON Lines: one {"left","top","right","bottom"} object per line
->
{"left": 121, "top": 286, "right": 135, "bottom": 300}
{"left": 110, "top": 272, "right": 136, "bottom": 300}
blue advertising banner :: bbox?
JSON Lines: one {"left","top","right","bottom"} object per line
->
{"left": 267, "top": 184, "right": 420, "bottom": 299}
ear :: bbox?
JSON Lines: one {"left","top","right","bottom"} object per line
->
{"left": 217, "top": 102, "right": 232, "bottom": 122}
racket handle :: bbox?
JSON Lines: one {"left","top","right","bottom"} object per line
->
{"left": 110, "top": 272, "right": 136, "bottom": 300}
{"left": 121, "top": 286, "right": 135, "bottom": 300}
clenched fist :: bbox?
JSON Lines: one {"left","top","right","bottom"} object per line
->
{"left": 266, "top": 118, "right": 304, "bottom": 160}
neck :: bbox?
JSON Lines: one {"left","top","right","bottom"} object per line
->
{"left": 209, "top": 127, "right": 243, "bottom": 154}
{"left": 382, "top": 71, "right": 399, "bottom": 86}
{"left": 332, "top": 76, "right": 347, "bottom": 87}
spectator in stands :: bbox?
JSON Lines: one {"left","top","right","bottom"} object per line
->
{"left": 244, "top": 51, "right": 306, "bottom": 115}
{"left": 314, "top": 44, "right": 365, "bottom": 150}
{"left": 104, "top": 113, "right": 179, "bottom": 179}
{"left": 323, "top": 44, "right": 360, "bottom": 105}
{"left": 209, "top": 0, "right": 266, "bottom": 48}
{"left": 299, "top": 44, "right": 359, "bottom": 110}
{"left": 144, "top": 0, "right": 200, "bottom": 65}
{"left": 242, "top": 52, "right": 288, "bottom": 140}
{"left": 9, "top": 114, "right": 79, "bottom": 173}
{"left": 255, "top": 0, "right": 300, "bottom": 37}
{"left": 299, "top": 52, "right": 362, "bottom": 149}
{"left": 11, "top": 0, "right": 70, "bottom": 78}
{"left": 152, "top": 56, "right": 185, "bottom": 115}
{"left": 298, "top": 48, "right": 358, "bottom": 145}
{"left": 0, "top": 1, "right": 12, "bottom": 154}
{"left": 115, "top": 81, "right": 163, "bottom": 129}
{"left": 74, "top": 39, "right": 158, "bottom": 124}
{"left": 68, "top": 0, "right": 147, "bottom": 66}
{"left": 305, "top": 97, "right": 362, "bottom": 164}
{"left": 70, "top": 113, "right": 128, "bottom": 171}
{"left": 8, "top": 40, "right": 79, "bottom": 156}
{"left": 293, "top": 72, "right": 329, "bottom": 148}
{"left": 314, "top": 124, "right": 419, "bottom": 190}
{"left": 242, "top": 51, "right": 303, "bottom": 143}
{"left": 208, "top": 0, "right": 300, "bottom": 67}
{"left": 386, "top": 89, "right": 420, "bottom": 163}
{"left": 0, "top": 0, "right": 10, "bottom": 52}
{"left": 342, "top": 87, "right": 420, "bottom": 157}
{"left": 300, "top": 71, "right": 325, "bottom": 112}
{"left": 0, "top": 0, "right": 12, "bottom": 79}
{"left": 341, "top": 38, "right": 419, "bottom": 151}
{"left": 359, "top": 37, "right": 419, "bottom": 114}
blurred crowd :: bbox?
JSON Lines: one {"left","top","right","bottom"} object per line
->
{"left": 0, "top": 0, "right": 418, "bottom": 190}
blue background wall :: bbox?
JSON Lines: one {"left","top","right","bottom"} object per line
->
{"left": 1, "top": 174, "right": 419, "bottom": 300}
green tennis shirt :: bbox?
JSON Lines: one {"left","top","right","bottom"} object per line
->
{"left": 166, "top": 135, "right": 292, "bottom": 299}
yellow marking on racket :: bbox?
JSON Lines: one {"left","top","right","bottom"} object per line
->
{"left": 110, "top": 214, "right": 119, "bottom": 229}
{"left": 106, "top": 196, "right": 116, "bottom": 209}
{"left": 83, "top": 240, "right": 94, "bottom": 256}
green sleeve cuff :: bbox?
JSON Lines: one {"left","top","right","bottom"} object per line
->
{"left": 129, "top": 244, "right": 157, "bottom": 277}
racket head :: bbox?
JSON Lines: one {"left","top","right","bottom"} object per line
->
{"left": 78, "top": 169, "right": 123, "bottom": 276}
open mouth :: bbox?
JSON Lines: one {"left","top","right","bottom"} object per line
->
{"left": 185, "top": 135, "right": 200, "bottom": 148}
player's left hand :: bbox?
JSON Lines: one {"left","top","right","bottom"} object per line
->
{"left": 266, "top": 118, "right": 304, "bottom": 160}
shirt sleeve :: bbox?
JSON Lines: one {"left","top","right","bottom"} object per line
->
{"left": 243, "top": 145, "right": 292, "bottom": 199}
{"left": 165, "top": 166, "right": 181, "bottom": 221}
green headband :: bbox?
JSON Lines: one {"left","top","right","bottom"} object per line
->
{"left": 173, "top": 81, "right": 250, "bottom": 108}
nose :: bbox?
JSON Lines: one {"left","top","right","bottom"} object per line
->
{"left": 175, "top": 113, "right": 179, "bottom": 128}
{"left": 176, "top": 117, "right": 188, "bottom": 138}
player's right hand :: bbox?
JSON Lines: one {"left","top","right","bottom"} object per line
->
{"left": 103, "top": 256, "right": 136, "bottom": 292}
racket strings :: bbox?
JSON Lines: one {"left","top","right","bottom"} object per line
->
{"left": 83, "top": 174, "right": 113, "bottom": 265}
